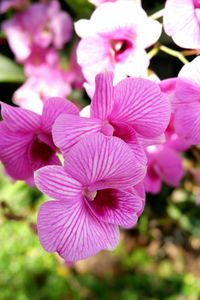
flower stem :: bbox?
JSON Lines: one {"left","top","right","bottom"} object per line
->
{"left": 160, "top": 45, "right": 189, "bottom": 64}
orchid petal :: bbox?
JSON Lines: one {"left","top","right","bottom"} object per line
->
{"left": 110, "top": 78, "right": 170, "bottom": 138}
{"left": 1, "top": 102, "right": 40, "bottom": 133}
{"left": 64, "top": 133, "right": 146, "bottom": 189}
{"left": 41, "top": 97, "right": 79, "bottom": 132}
{"left": 37, "top": 199, "right": 119, "bottom": 261}
{"left": 88, "top": 189, "right": 144, "bottom": 229}
{"left": 0, "top": 122, "right": 33, "bottom": 180}
{"left": 91, "top": 72, "right": 114, "bottom": 119}
{"left": 53, "top": 114, "right": 102, "bottom": 153}
{"left": 34, "top": 165, "right": 82, "bottom": 201}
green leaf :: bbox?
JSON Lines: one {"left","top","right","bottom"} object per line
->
{"left": 0, "top": 54, "right": 25, "bottom": 83}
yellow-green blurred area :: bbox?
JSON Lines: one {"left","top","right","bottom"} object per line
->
{"left": 1, "top": 163, "right": 200, "bottom": 300}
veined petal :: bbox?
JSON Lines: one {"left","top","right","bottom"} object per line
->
{"left": 1, "top": 102, "right": 40, "bottom": 133}
{"left": 41, "top": 97, "right": 79, "bottom": 132}
{"left": 110, "top": 78, "right": 170, "bottom": 138}
{"left": 178, "top": 56, "right": 200, "bottom": 86}
{"left": 0, "top": 122, "right": 34, "bottom": 180}
{"left": 174, "top": 102, "right": 200, "bottom": 145}
{"left": 88, "top": 188, "right": 144, "bottom": 229}
{"left": 37, "top": 199, "right": 119, "bottom": 261}
{"left": 112, "top": 121, "right": 147, "bottom": 165}
{"left": 34, "top": 165, "right": 82, "bottom": 201}
{"left": 64, "top": 133, "right": 146, "bottom": 189}
{"left": 175, "top": 78, "right": 200, "bottom": 105}
{"left": 53, "top": 114, "right": 102, "bottom": 154}
{"left": 91, "top": 72, "right": 114, "bottom": 119}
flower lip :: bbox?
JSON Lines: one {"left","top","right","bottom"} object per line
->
{"left": 30, "top": 136, "right": 55, "bottom": 164}
{"left": 193, "top": 0, "right": 200, "bottom": 8}
{"left": 110, "top": 38, "right": 133, "bottom": 62}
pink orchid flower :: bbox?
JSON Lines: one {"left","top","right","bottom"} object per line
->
{"left": 13, "top": 63, "right": 72, "bottom": 114}
{"left": 34, "top": 133, "right": 146, "bottom": 262}
{"left": 163, "top": 0, "right": 200, "bottom": 49}
{"left": 0, "top": 98, "right": 79, "bottom": 184}
{"left": 145, "top": 144, "right": 184, "bottom": 194}
{"left": 52, "top": 73, "right": 170, "bottom": 164}
{"left": 0, "top": 0, "right": 28, "bottom": 13}
{"left": 173, "top": 56, "right": 200, "bottom": 145}
{"left": 2, "top": 0, "right": 73, "bottom": 62}
{"left": 75, "top": 1, "right": 162, "bottom": 83}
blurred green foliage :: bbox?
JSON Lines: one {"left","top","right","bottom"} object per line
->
{"left": 1, "top": 164, "right": 200, "bottom": 300}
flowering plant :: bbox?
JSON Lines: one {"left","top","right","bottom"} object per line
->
{"left": 1, "top": 0, "right": 200, "bottom": 267}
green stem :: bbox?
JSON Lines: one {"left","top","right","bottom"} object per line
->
{"left": 160, "top": 45, "right": 189, "bottom": 64}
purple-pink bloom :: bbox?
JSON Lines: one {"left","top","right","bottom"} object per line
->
{"left": 163, "top": 0, "right": 200, "bottom": 49}
{"left": 75, "top": 1, "right": 162, "bottom": 83}
{"left": 0, "top": 0, "right": 28, "bottom": 12}
{"left": 35, "top": 133, "right": 146, "bottom": 262}
{"left": 2, "top": 0, "right": 73, "bottom": 62}
{"left": 53, "top": 72, "right": 170, "bottom": 164}
{"left": 13, "top": 63, "right": 72, "bottom": 114}
{"left": 0, "top": 98, "right": 79, "bottom": 184}
{"left": 173, "top": 56, "right": 200, "bottom": 145}
{"left": 145, "top": 144, "right": 184, "bottom": 194}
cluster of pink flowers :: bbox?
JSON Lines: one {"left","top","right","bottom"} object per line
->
{"left": 1, "top": 0, "right": 200, "bottom": 262}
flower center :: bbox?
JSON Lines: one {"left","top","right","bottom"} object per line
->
{"left": 30, "top": 136, "right": 54, "bottom": 164}
{"left": 194, "top": 0, "right": 200, "bottom": 8}
{"left": 83, "top": 188, "right": 97, "bottom": 201}
{"left": 110, "top": 39, "right": 133, "bottom": 62}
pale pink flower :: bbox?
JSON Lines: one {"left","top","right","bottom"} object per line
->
{"left": 173, "top": 56, "right": 200, "bottom": 145}
{"left": 67, "top": 42, "right": 85, "bottom": 89}
{"left": 2, "top": 0, "right": 73, "bottom": 62}
{"left": 35, "top": 133, "right": 146, "bottom": 261}
{"left": 0, "top": 98, "right": 79, "bottom": 184}
{"left": 163, "top": 0, "right": 200, "bottom": 49}
{"left": 159, "top": 78, "right": 191, "bottom": 151}
{"left": 0, "top": 0, "right": 28, "bottom": 12}
{"left": 145, "top": 144, "right": 184, "bottom": 194}
{"left": 75, "top": 1, "right": 162, "bottom": 83}
{"left": 13, "top": 64, "right": 72, "bottom": 114}
{"left": 53, "top": 73, "right": 170, "bottom": 164}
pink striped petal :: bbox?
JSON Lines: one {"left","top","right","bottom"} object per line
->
{"left": 88, "top": 188, "right": 144, "bottom": 229}
{"left": 175, "top": 78, "right": 200, "bottom": 105}
{"left": 1, "top": 102, "right": 40, "bottom": 133}
{"left": 174, "top": 102, "right": 200, "bottom": 145}
{"left": 53, "top": 114, "right": 102, "bottom": 153}
{"left": 41, "top": 97, "right": 79, "bottom": 132}
{"left": 178, "top": 56, "right": 200, "bottom": 86}
{"left": 112, "top": 121, "right": 147, "bottom": 165}
{"left": 64, "top": 133, "right": 146, "bottom": 189}
{"left": 91, "top": 72, "right": 114, "bottom": 119}
{"left": 37, "top": 199, "right": 119, "bottom": 261}
{"left": 110, "top": 78, "right": 170, "bottom": 138}
{"left": 34, "top": 165, "right": 82, "bottom": 201}
{"left": 0, "top": 122, "right": 34, "bottom": 180}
